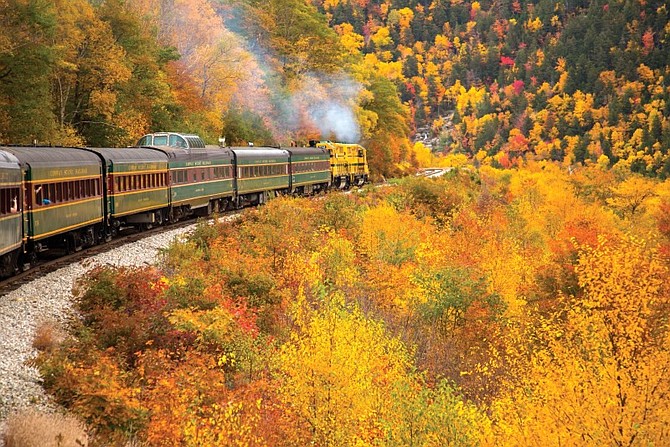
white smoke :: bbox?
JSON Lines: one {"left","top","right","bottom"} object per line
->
{"left": 285, "top": 73, "right": 362, "bottom": 143}
{"left": 218, "top": 6, "right": 363, "bottom": 144}
{"left": 309, "top": 100, "right": 361, "bottom": 143}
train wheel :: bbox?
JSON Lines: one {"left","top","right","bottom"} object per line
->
{"left": 0, "top": 250, "right": 19, "bottom": 277}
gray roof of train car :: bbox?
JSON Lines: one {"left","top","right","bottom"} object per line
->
{"left": 142, "top": 146, "right": 234, "bottom": 163}
{"left": 285, "top": 147, "right": 329, "bottom": 157}
{"left": 86, "top": 147, "right": 169, "bottom": 164}
{"left": 0, "top": 150, "right": 20, "bottom": 168}
{"left": 230, "top": 147, "right": 290, "bottom": 162}
{"left": 1, "top": 147, "right": 101, "bottom": 167}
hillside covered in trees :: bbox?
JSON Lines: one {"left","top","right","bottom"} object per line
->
{"left": 3, "top": 1, "right": 670, "bottom": 445}
{"left": 314, "top": 0, "right": 670, "bottom": 173}
{"left": 1, "top": 0, "right": 669, "bottom": 177}
{"left": 32, "top": 165, "right": 670, "bottom": 445}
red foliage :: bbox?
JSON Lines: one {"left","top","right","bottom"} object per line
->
{"left": 642, "top": 29, "right": 654, "bottom": 55}
{"left": 512, "top": 79, "right": 525, "bottom": 95}
{"left": 500, "top": 56, "right": 515, "bottom": 67}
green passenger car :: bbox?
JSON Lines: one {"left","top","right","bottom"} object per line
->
{"left": 0, "top": 150, "right": 22, "bottom": 275}
{"left": 231, "top": 147, "right": 290, "bottom": 206}
{"left": 86, "top": 148, "right": 169, "bottom": 227}
{"left": 286, "top": 146, "right": 331, "bottom": 194}
{"left": 2, "top": 147, "right": 104, "bottom": 250}
{"left": 147, "top": 146, "right": 235, "bottom": 216}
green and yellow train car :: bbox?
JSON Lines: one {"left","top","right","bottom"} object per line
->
{"left": 86, "top": 148, "right": 169, "bottom": 231}
{"left": 0, "top": 150, "right": 22, "bottom": 275}
{"left": 138, "top": 132, "right": 236, "bottom": 216}
{"left": 287, "top": 146, "right": 331, "bottom": 195}
{"left": 231, "top": 147, "right": 290, "bottom": 207}
{"left": 3, "top": 147, "right": 104, "bottom": 252}
{"left": 149, "top": 146, "right": 235, "bottom": 217}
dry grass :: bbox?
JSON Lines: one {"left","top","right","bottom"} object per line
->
{"left": 2, "top": 409, "right": 88, "bottom": 447}
{"left": 32, "top": 320, "right": 65, "bottom": 352}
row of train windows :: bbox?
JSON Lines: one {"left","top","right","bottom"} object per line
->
{"left": 0, "top": 187, "right": 20, "bottom": 215}
{"left": 171, "top": 166, "right": 232, "bottom": 185}
{"left": 239, "top": 164, "right": 287, "bottom": 178}
{"left": 292, "top": 161, "right": 330, "bottom": 173}
{"left": 34, "top": 179, "right": 101, "bottom": 207}
{"left": 114, "top": 173, "right": 167, "bottom": 193}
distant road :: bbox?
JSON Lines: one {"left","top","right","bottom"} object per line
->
{"left": 418, "top": 167, "right": 454, "bottom": 178}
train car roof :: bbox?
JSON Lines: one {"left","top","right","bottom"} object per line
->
{"left": 86, "top": 147, "right": 169, "bottom": 164}
{"left": 142, "top": 145, "right": 234, "bottom": 162}
{"left": 230, "top": 147, "right": 290, "bottom": 161}
{"left": 285, "top": 146, "right": 329, "bottom": 157}
{"left": 1, "top": 146, "right": 101, "bottom": 167}
{"left": 0, "top": 149, "right": 20, "bottom": 167}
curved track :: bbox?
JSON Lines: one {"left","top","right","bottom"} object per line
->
{"left": 0, "top": 216, "right": 216, "bottom": 298}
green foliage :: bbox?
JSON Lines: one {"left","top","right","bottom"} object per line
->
{"left": 223, "top": 106, "right": 274, "bottom": 146}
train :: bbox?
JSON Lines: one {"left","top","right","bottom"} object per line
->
{"left": 0, "top": 132, "right": 369, "bottom": 277}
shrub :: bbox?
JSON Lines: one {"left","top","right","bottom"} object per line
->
{"left": 2, "top": 409, "right": 88, "bottom": 447}
{"left": 32, "top": 320, "right": 65, "bottom": 352}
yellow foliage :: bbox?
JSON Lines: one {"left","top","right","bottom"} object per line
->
{"left": 276, "top": 303, "right": 412, "bottom": 446}
{"left": 492, "top": 235, "right": 670, "bottom": 446}
{"left": 371, "top": 26, "right": 392, "bottom": 48}
{"left": 359, "top": 204, "right": 431, "bottom": 265}
{"left": 411, "top": 141, "right": 434, "bottom": 167}
{"left": 525, "top": 16, "right": 542, "bottom": 33}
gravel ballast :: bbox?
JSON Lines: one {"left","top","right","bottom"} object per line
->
{"left": 0, "top": 224, "right": 199, "bottom": 438}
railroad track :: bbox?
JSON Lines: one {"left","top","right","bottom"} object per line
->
{"left": 0, "top": 216, "right": 217, "bottom": 297}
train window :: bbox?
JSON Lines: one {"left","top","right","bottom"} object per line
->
{"left": 0, "top": 187, "right": 16, "bottom": 214}
{"left": 137, "top": 136, "right": 151, "bottom": 146}
{"left": 169, "top": 134, "right": 187, "bottom": 148}
{"left": 53, "top": 183, "right": 60, "bottom": 203}
{"left": 154, "top": 135, "right": 168, "bottom": 145}
{"left": 201, "top": 170, "right": 206, "bottom": 181}
{"left": 0, "top": 188, "right": 6, "bottom": 214}
{"left": 35, "top": 185, "right": 44, "bottom": 205}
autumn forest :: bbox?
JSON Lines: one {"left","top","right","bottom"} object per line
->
{"left": 2, "top": 0, "right": 670, "bottom": 445}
